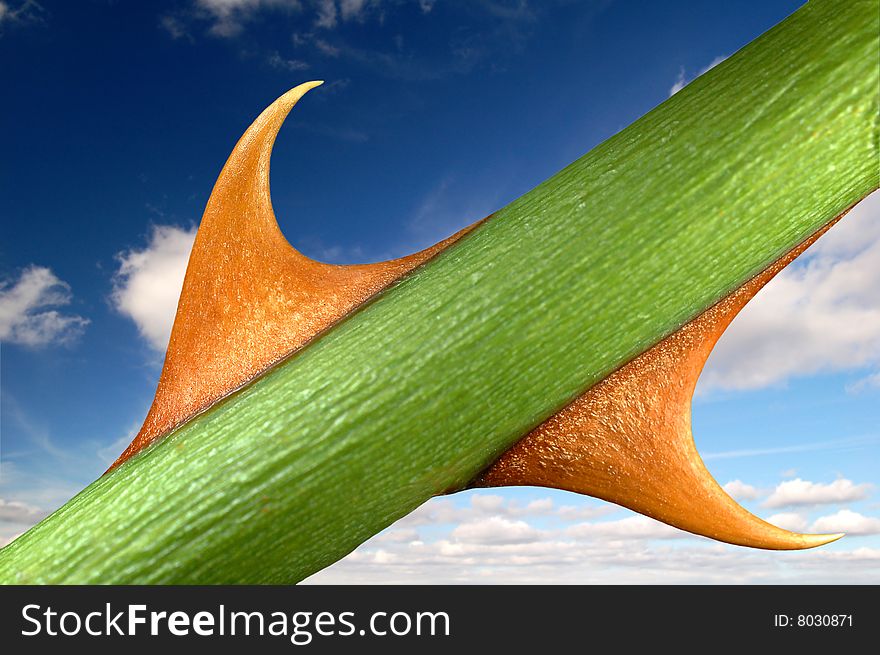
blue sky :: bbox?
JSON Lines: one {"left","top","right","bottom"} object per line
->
{"left": 1, "top": 0, "right": 878, "bottom": 583}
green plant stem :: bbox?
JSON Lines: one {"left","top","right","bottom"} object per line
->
{"left": 1, "top": 0, "right": 877, "bottom": 583}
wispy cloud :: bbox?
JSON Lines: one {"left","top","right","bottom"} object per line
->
{"left": 0, "top": 402, "right": 145, "bottom": 548}
{"left": 0, "top": 0, "right": 45, "bottom": 33}
{"left": 314, "top": 0, "right": 337, "bottom": 28}
{"left": 1, "top": 394, "right": 71, "bottom": 462}
{"left": 268, "top": 50, "right": 310, "bottom": 71}
{"left": 312, "top": 0, "right": 380, "bottom": 30}
{"left": 159, "top": 14, "right": 190, "bottom": 40}
{"left": 0, "top": 459, "right": 84, "bottom": 511}
{"left": 294, "top": 236, "right": 368, "bottom": 264}
{"left": 95, "top": 424, "right": 140, "bottom": 467}
{"left": 703, "top": 436, "right": 880, "bottom": 461}
{"left": 302, "top": 1, "right": 539, "bottom": 81}
{"left": 0, "top": 266, "right": 89, "bottom": 347}
{"left": 111, "top": 224, "right": 196, "bottom": 352}
{"left": 196, "top": 0, "right": 303, "bottom": 38}
{"left": 669, "top": 54, "right": 727, "bottom": 96}
{"left": 304, "top": 34, "right": 472, "bottom": 81}
{"left": 313, "top": 77, "right": 350, "bottom": 94}
{"left": 846, "top": 372, "right": 880, "bottom": 395}
{"left": 398, "top": 176, "right": 501, "bottom": 257}
{"left": 164, "top": 0, "right": 380, "bottom": 41}
{"left": 313, "top": 37, "right": 340, "bottom": 57}
{"left": 163, "top": 1, "right": 543, "bottom": 82}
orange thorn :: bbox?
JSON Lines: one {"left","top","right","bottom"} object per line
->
{"left": 111, "top": 85, "right": 847, "bottom": 551}
{"left": 111, "top": 83, "right": 479, "bottom": 468}
{"left": 471, "top": 218, "right": 846, "bottom": 550}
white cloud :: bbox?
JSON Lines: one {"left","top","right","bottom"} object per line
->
{"left": 111, "top": 224, "right": 196, "bottom": 352}
{"left": 556, "top": 504, "right": 617, "bottom": 521}
{"left": 0, "top": 498, "right": 47, "bottom": 549}
{"left": 700, "top": 191, "right": 880, "bottom": 392}
{"left": 766, "top": 512, "right": 808, "bottom": 532}
{"left": 810, "top": 510, "right": 880, "bottom": 536}
{"left": 375, "top": 527, "right": 420, "bottom": 544}
{"left": 669, "top": 55, "right": 726, "bottom": 95}
{"left": 669, "top": 70, "right": 686, "bottom": 96}
{"left": 0, "top": 498, "right": 47, "bottom": 523}
{"left": 469, "top": 494, "right": 504, "bottom": 513}
{"left": 304, "top": 491, "right": 880, "bottom": 584}
{"left": 522, "top": 498, "right": 554, "bottom": 514}
{"left": 808, "top": 547, "right": 880, "bottom": 563}
{"left": 566, "top": 515, "right": 687, "bottom": 540}
{"left": 0, "top": 266, "right": 89, "bottom": 346}
{"left": 394, "top": 498, "right": 464, "bottom": 526}
{"left": 723, "top": 479, "right": 762, "bottom": 501}
{"left": 393, "top": 493, "right": 590, "bottom": 529}
{"left": 452, "top": 516, "right": 543, "bottom": 545}
{"left": 763, "top": 478, "right": 872, "bottom": 508}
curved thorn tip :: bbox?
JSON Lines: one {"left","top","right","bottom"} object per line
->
{"left": 471, "top": 217, "right": 849, "bottom": 551}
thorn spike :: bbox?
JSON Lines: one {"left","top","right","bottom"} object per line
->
{"left": 111, "top": 87, "right": 848, "bottom": 552}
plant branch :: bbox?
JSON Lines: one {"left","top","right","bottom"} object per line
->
{"left": 1, "top": 0, "right": 877, "bottom": 583}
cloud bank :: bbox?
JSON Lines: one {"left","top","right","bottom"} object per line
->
{"left": 305, "top": 490, "right": 880, "bottom": 584}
